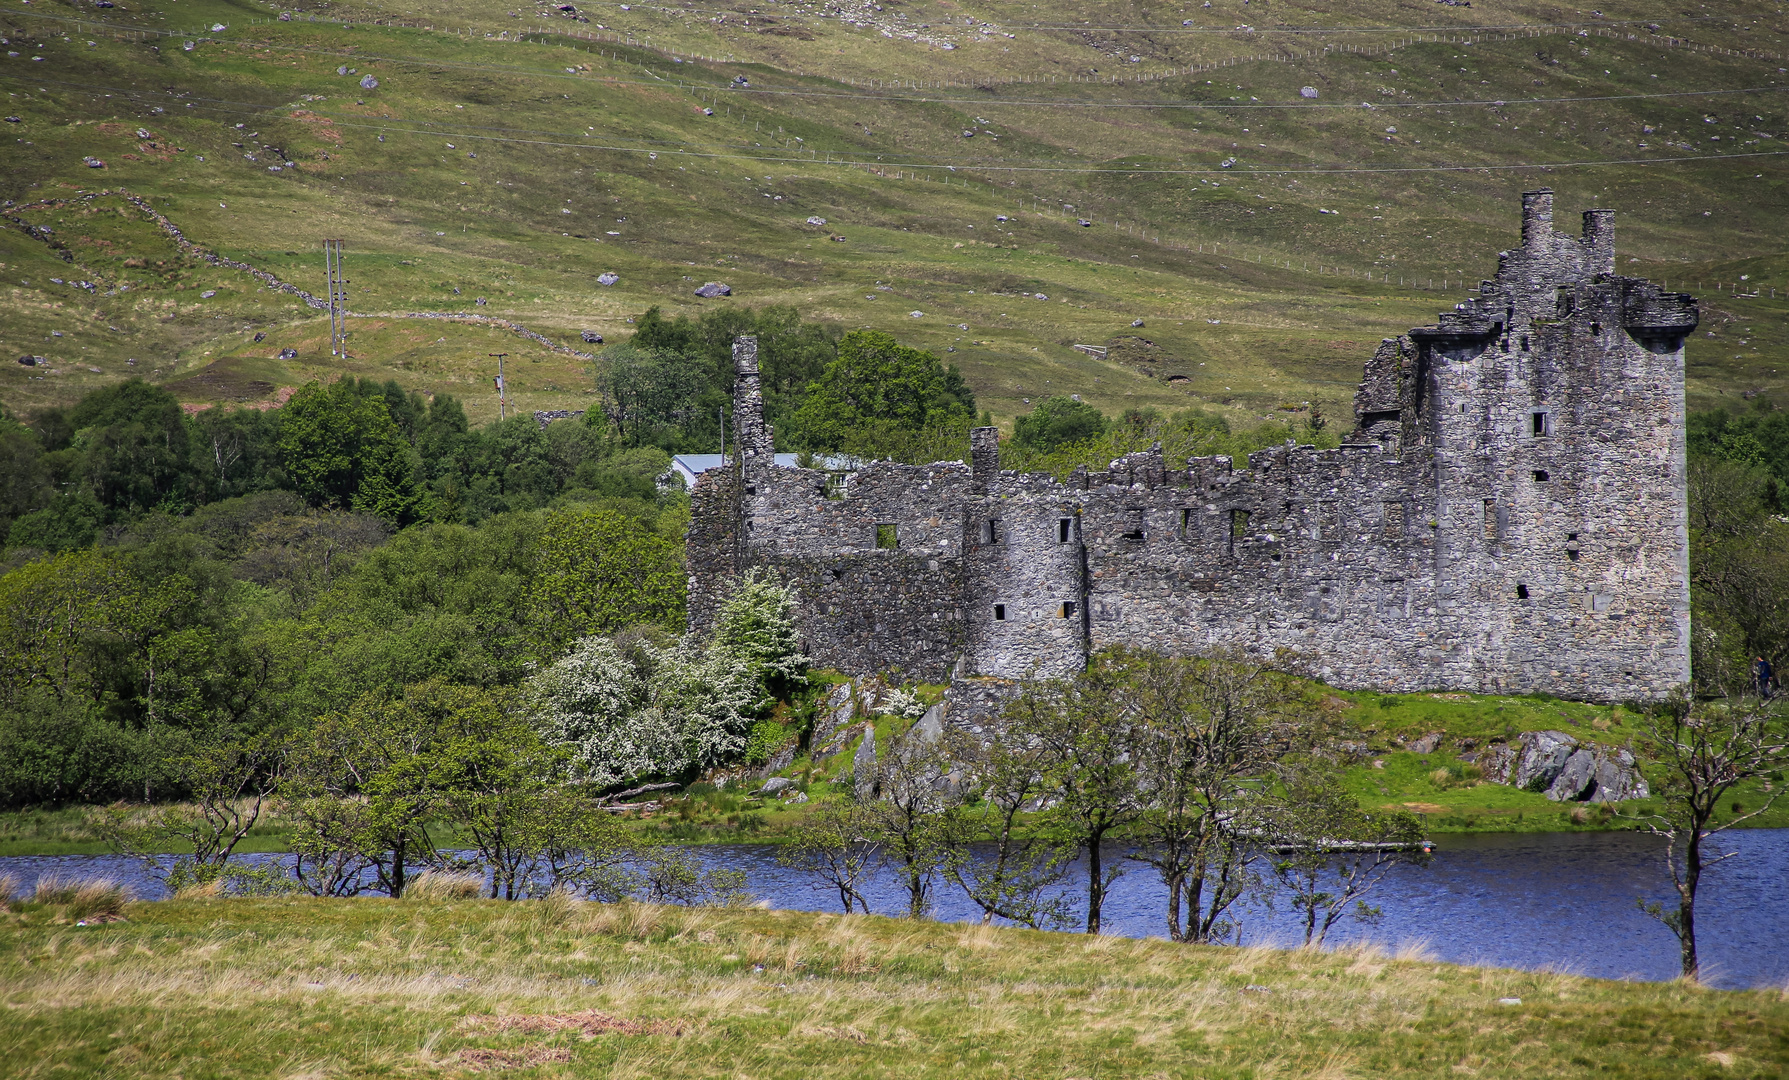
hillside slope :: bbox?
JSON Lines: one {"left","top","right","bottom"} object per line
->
{"left": 3, "top": 0, "right": 1788, "bottom": 426}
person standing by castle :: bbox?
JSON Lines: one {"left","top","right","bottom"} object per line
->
{"left": 1756, "top": 656, "right": 1775, "bottom": 701}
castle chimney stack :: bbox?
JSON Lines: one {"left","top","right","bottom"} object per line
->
{"left": 731, "top": 336, "right": 774, "bottom": 467}
{"left": 970, "top": 426, "right": 1000, "bottom": 491}
{"left": 1521, "top": 188, "right": 1554, "bottom": 250}
{"left": 1582, "top": 209, "right": 1616, "bottom": 277}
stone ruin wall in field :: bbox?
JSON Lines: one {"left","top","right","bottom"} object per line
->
{"left": 686, "top": 191, "right": 1698, "bottom": 703}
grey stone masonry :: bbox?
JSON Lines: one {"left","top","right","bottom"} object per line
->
{"left": 685, "top": 193, "right": 1696, "bottom": 701}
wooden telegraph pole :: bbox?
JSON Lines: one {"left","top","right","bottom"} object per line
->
{"left": 490, "top": 353, "right": 509, "bottom": 420}
{"left": 323, "top": 239, "right": 347, "bottom": 356}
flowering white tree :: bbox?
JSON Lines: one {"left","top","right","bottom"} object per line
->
{"left": 528, "top": 569, "right": 807, "bottom": 787}
{"left": 528, "top": 637, "right": 680, "bottom": 787}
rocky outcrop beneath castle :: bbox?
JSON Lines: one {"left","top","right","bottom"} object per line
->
{"left": 1474, "top": 730, "right": 1648, "bottom": 803}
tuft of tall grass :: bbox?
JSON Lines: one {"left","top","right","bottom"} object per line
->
{"left": 404, "top": 872, "right": 484, "bottom": 901}
{"left": 32, "top": 874, "right": 131, "bottom": 920}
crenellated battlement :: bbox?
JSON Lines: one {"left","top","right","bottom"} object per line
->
{"left": 689, "top": 193, "right": 1693, "bottom": 701}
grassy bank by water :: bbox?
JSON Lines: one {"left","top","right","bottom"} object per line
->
{"left": 6, "top": 685, "right": 1785, "bottom": 856}
{"left": 2, "top": 892, "right": 1785, "bottom": 1079}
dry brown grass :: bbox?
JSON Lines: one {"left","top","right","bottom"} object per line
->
{"left": 29, "top": 875, "right": 131, "bottom": 922}
{"left": 1, "top": 896, "right": 1786, "bottom": 1078}
{"left": 403, "top": 871, "right": 485, "bottom": 901}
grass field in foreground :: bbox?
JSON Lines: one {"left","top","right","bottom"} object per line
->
{"left": 2, "top": 893, "right": 1786, "bottom": 1079}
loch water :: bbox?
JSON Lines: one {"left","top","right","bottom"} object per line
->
{"left": 7, "top": 828, "right": 1787, "bottom": 990}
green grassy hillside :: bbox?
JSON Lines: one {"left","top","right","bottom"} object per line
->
{"left": 4, "top": 0, "right": 1789, "bottom": 427}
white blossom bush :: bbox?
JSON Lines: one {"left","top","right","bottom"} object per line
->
{"left": 528, "top": 637, "right": 680, "bottom": 787}
{"left": 528, "top": 569, "right": 808, "bottom": 788}
{"left": 884, "top": 687, "right": 928, "bottom": 721}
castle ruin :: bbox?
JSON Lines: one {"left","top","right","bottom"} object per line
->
{"left": 687, "top": 191, "right": 1698, "bottom": 702}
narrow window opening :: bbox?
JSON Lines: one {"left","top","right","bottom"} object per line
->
{"left": 1061, "top": 601, "right": 1078, "bottom": 618}
{"left": 1516, "top": 583, "right": 1530, "bottom": 600}
{"left": 744, "top": 485, "right": 757, "bottom": 496}
{"left": 1566, "top": 532, "right": 1580, "bottom": 562}
{"left": 1121, "top": 508, "right": 1145, "bottom": 542}
{"left": 1179, "top": 508, "right": 1194, "bottom": 538}
{"left": 1567, "top": 549, "right": 1580, "bottom": 562}
{"left": 1229, "top": 509, "right": 1250, "bottom": 551}
{"left": 1483, "top": 499, "right": 1498, "bottom": 540}
{"left": 1521, "top": 336, "right": 1530, "bottom": 351}
{"left": 1057, "top": 518, "right": 1072, "bottom": 544}
{"left": 993, "top": 604, "right": 1006, "bottom": 622}
{"left": 1590, "top": 321, "right": 1602, "bottom": 336}
{"left": 1460, "top": 403, "right": 1467, "bottom": 414}
{"left": 983, "top": 518, "right": 1001, "bottom": 544}
{"left": 875, "top": 523, "right": 898, "bottom": 549}
{"left": 1532, "top": 469, "right": 1550, "bottom": 482}
{"left": 1531, "top": 410, "right": 1549, "bottom": 437}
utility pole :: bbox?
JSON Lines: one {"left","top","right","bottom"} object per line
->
{"left": 490, "top": 353, "right": 509, "bottom": 420}
{"left": 323, "top": 239, "right": 348, "bottom": 357}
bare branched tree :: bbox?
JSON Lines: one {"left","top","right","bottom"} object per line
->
{"left": 1266, "top": 770, "right": 1430, "bottom": 948}
{"left": 867, "top": 725, "right": 953, "bottom": 919}
{"left": 1622, "top": 686, "right": 1789, "bottom": 982}
{"left": 1124, "top": 648, "right": 1333, "bottom": 943}
{"left": 776, "top": 801, "right": 883, "bottom": 914}
{"left": 1005, "top": 650, "right": 1148, "bottom": 934}
{"left": 940, "top": 728, "right": 1075, "bottom": 930}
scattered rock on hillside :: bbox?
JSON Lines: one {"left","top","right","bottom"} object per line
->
{"left": 811, "top": 682, "right": 856, "bottom": 756}
{"left": 16, "top": 355, "right": 43, "bottom": 366}
{"left": 596, "top": 272, "right": 619, "bottom": 286}
{"left": 278, "top": 348, "right": 298, "bottom": 359}
{"left": 581, "top": 330, "right": 603, "bottom": 343}
{"left": 360, "top": 74, "right": 379, "bottom": 90}
{"left": 82, "top": 156, "right": 105, "bottom": 168}
{"left": 1300, "top": 86, "right": 1319, "bottom": 98}
{"left": 758, "top": 776, "right": 794, "bottom": 796}
{"left": 1407, "top": 731, "right": 1445, "bottom": 755}
{"left": 806, "top": 216, "right": 827, "bottom": 226}
{"left": 1132, "top": 318, "right": 1145, "bottom": 327}
{"left": 694, "top": 282, "right": 731, "bottom": 297}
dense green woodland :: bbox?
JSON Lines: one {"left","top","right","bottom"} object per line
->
{"left": 0, "top": 304, "right": 1786, "bottom": 809}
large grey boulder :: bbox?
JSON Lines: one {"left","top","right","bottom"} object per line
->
{"left": 1478, "top": 730, "right": 1648, "bottom": 803}
{"left": 1547, "top": 746, "right": 1648, "bottom": 803}
{"left": 758, "top": 776, "right": 794, "bottom": 796}
{"left": 852, "top": 726, "right": 878, "bottom": 800}
{"left": 694, "top": 281, "right": 731, "bottom": 298}
{"left": 913, "top": 702, "right": 945, "bottom": 744}
{"left": 1513, "top": 730, "right": 1579, "bottom": 792}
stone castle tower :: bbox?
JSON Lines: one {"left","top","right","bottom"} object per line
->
{"left": 687, "top": 191, "right": 1697, "bottom": 701}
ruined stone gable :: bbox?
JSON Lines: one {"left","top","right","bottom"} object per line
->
{"left": 686, "top": 192, "right": 1696, "bottom": 701}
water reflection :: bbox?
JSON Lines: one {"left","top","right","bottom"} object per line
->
{"left": 7, "top": 828, "right": 1786, "bottom": 989}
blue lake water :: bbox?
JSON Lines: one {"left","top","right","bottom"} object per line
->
{"left": 7, "top": 828, "right": 1787, "bottom": 990}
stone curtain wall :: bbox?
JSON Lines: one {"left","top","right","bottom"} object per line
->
{"left": 688, "top": 193, "right": 1695, "bottom": 700}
